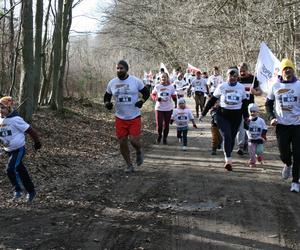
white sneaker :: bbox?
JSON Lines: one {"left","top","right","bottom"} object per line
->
{"left": 281, "top": 165, "right": 292, "bottom": 179}
{"left": 290, "top": 182, "right": 300, "bottom": 193}
{"left": 182, "top": 146, "right": 187, "bottom": 151}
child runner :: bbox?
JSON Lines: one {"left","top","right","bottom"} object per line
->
{"left": 210, "top": 100, "right": 223, "bottom": 155}
{"left": 171, "top": 98, "right": 197, "bottom": 151}
{"left": 245, "top": 103, "right": 267, "bottom": 167}
{"left": 0, "top": 96, "right": 41, "bottom": 202}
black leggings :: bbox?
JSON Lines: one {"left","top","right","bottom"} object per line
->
{"left": 216, "top": 112, "right": 242, "bottom": 158}
{"left": 276, "top": 124, "right": 300, "bottom": 183}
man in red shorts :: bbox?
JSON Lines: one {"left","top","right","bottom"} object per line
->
{"left": 104, "top": 60, "right": 150, "bottom": 173}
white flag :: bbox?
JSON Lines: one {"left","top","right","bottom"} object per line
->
{"left": 187, "top": 63, "right": 201, "bottom": 73}
{"left": 159, "top": 63, "right": 169, "bottom": 76}
{"left": 255, "top": 42, "right": 281, "bottom": 94}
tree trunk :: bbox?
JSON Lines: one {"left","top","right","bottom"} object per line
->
{"left": 57, "top": 0, "right": 73, "bottom": 110}
{"left": 33, "top": 0, "right": 43, "bottom": 110}
{"left": 19, "top": 0, "right": 34, "bottom": 121}
{"left": 50, "top": 0, "right": 63, "bottom": 110}
{"left": 39, "top": 0, "right": 52, "bottom": 105}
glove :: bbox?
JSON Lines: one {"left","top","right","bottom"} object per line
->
{"left": 193, "top": 124, "right": 197, "bottom": 129}
{"left": 105, "top": 102, "right": 113, "bottom": 110}
{"left": 157, "top": 97, "right": 162, "bottom": 102}
{"left": 135, "top": 100, "right": 144, "bottom": 108}
{"left": 170, "top": 119, "right": 174, "bottom": 125}
{"left": 34, "top": 141, "right": 42, "bottom": 151}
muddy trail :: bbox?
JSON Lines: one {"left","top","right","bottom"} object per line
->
{"left": 0, "top": 97, "right": 300, "bottom": 250}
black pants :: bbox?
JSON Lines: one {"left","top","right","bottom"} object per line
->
{"left": 6, "top": 147, "right": 35, "bottom": 193}
{"left": 216, "top": 112, "right": 242, "bottom": 158}
{"left": 276, "top": 124, "right": 300, "bottom": 183}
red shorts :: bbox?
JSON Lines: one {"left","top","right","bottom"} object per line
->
{"left": 115, "top": 116, "right": 141, "bottom": 138}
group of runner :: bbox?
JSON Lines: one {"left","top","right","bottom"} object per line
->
{"left": 104, "top": 58, "right": 300, "bottom": 193}
{"left": 1, "top": 58, "right": 298, "bottom": 204}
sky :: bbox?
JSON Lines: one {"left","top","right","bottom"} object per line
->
{"left": 71, "top": 0, "right": 113, "bottom": 34}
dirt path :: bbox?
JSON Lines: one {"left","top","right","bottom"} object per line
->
{"left": 0, "top": 98, "right": 300, "bottom": 250}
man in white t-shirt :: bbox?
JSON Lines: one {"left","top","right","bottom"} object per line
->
{"left": 104, "top": 60, "right": 150, "bottom": 173}
{"left": 207, "top": 66, "right": 223, "bottom": 96}
{"left": 266, "top": 58, "right": 300, "bottom": 193}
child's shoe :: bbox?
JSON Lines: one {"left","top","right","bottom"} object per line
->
{"left": 12, "top": 191, "right": 22, "bottom": 201}
{"left": 257, "top": 155, "right": 263, "bottom": 163}
{"left": 26, "top": 191, "right": 36, "bottom": 203}
{"left": 224, "top": 160, "right": 233, "bottom": 171}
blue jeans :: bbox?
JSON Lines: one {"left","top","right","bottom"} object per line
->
{"left": 6, "top": 147, "right": 35, "bottom": 193}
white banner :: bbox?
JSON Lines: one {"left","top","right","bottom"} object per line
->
{"left": 159, "top": 62, "right": 169, "bottom": 76}
{"left": 188, "top": 63, "right": 201, "bottom": 73}
{"left": 255, "top": 42, "right": 281, "bottom": 94}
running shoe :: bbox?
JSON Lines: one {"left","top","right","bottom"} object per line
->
{"left": 224, "top": 161, "right": 233, "bottom": 171}
{"left": 12, "top": 191, "right": 22, "bottom": 200}
{"left": 237, "top": 149, "right": 244, "bottom": 156}
{"left": 182, "top": 146, "right": 187, "bottom": 151}
{"left": 290, "top": 182, "right": 299, "bottom": 193}
{"left": 125, "top": 165, "right": 135, "bottom": 173}
{"left": 26, "top": 191, "right": 36, "bottom": 203}
{"left": 136, "top": 151, "right": 144, "bottom": 166}
{"left": 281, "top": 165, "right": 292, "bottom": 180}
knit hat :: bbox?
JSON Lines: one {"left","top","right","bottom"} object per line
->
{"left": 117, "top": 60, "right": 129, "bottom": 71}
{"left": 280, "top": 58, "right": 295, "bottom": 71}
{"left": 178, "top": 98, "right": 186, "bottom": 104}
{"left": 248, "top": 103, "right": 259, "bottom": 113}
{"left": 0, "top": 96, "right": 13, "bottom": 107}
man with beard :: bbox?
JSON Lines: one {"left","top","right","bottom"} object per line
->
{"left": 103, "top": 60, "right": 150, "bottom": 173}
{"left": 236, "top": 62, "right": 262, "bottom": 156}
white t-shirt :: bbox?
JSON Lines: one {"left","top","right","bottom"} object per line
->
{"left": 174, "top": 79, "right": 188, "bottom": 96}
{"left": 106, "top": 75, "right": 144, "bottom": 120}
{"left": 207, "top": 75, "right": 223, "bottom": 93}
{"left": 213, "top": 82, "right": 247, "bottom": 110}
{"left": 152, "top": 84, "right": 176, "bottom": 111}
{"left": 0, "top": 114, "right": 30, "bottom": 152}
{"left": 267, "top": 80, "right": 300, "bottom": 125}
{"left": 246, "top": 117, "right": 267, "bottom": 140}
{"left": 172, "top": 108, "right": 194, "bottom": 128}
{"left": 191, "top": 78, "right": 207, "bottom": 93}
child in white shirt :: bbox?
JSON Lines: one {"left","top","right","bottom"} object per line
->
{"left": 171, "top": 98, "right": 197, "bottom": 151}
{"left": 245, "top": 103, "right": 267, "bottom": 167}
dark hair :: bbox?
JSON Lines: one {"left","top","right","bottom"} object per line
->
{"left": 117, "top": 60, "right": 129, "bottom": 71}
{"left": 239, "top": 62, "right": 248, "bottom": 70}
{"left": 213, "top": 66, "right": 219, "bottom": 71}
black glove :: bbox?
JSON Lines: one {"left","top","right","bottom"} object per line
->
{"left": 105, "top": 102, "right": 113, "bottom": 110}
{"left": 157, "top": 97, "right": 162, "bottom": 102}
{"left": 135, "top": 100, "right": 144, "bottom": 108}
{"left": 34, "top": 141, "right": 42, "bottom": 151}
{"left": 170, "top": 119, "right": 174, "bottom": 125}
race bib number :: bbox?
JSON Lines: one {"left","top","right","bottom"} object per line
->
{"left": 160, "top": 92, "right": 170, "bottom": 101}
{"left": 195, "top": 85, "right": 202, "bottom": 91}
{"left": 225, "top": 93, "right": 240, "bottom": 105}
{"left": 249, "top": 126, "right": 261, "bottom": 138}
{"left": 178, "top": 115, "right": 188, "bottom": 121}
{"left": 117, "top": 94, "right": 132, "bottom": 104}
{"left": 281, "top": 94, "right": 297, "bottom": 106}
